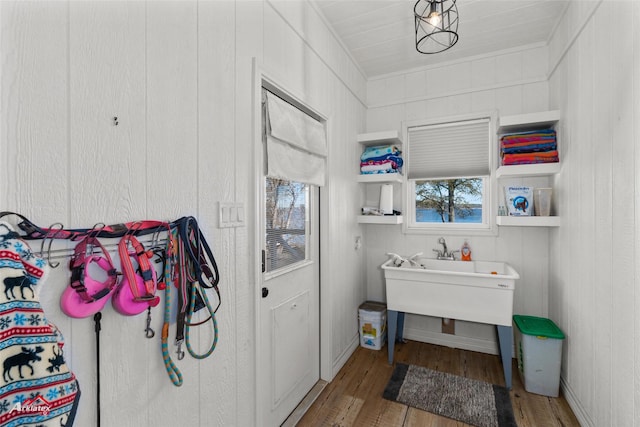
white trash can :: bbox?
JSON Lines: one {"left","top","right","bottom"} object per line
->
{"left": 513, "top": 315, "right": 565, "bottom": 397}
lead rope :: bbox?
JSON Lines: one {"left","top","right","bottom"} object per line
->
{"left": 94, "top": 312, "right": 102, "bottom": 427}
{"left": 177, "top": 217, "right": 220, "bottom": 359}
{"left": 185, "top": 281, "right": 218, "bottom": 359}
{"left": 173, "top": 226, "right": 188, "bottom": 360}
{"left": 158, "top": 241, "right": 183, "bottom": 386}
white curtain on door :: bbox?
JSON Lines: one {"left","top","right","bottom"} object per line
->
{"left": 264, "top": 91, "right": 327, "bottom": 186}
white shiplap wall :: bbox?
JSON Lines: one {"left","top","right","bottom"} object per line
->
{"left": 0, "top": 1, "right": 367, "bottom": 426}
{"left": 364, "top": 45, "right": 554, "bottom": 354}
{"left": 548, "top": 1, "right": 640, "bottom": 426}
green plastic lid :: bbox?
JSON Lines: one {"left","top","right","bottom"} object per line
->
{"left": 513, "top": 315, "right": 565, "bottom": 339}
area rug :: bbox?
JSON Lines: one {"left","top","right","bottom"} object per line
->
{"left": 383, "top": 363, "right": 517, "bottom": 427}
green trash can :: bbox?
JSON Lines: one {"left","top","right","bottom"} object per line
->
{"left": 513, "top": 315, "right": 565, "bottom": 397}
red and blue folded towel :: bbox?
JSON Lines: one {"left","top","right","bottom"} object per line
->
{"left": 500, "top": 129, "right": 558, "bottom": 165}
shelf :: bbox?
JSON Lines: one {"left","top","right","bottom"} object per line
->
{"left": 498, "top": 110, "right": 561, "bottom": 134}
{"left": 496, "top": 162, "right": 561, "bottom": 178}
{"left": 357, "top": 173, "right": 403, "bottom": 183}
{"left": 496, "top": 216, "right": 560, "bottom": 227}
{"left": 357, "top": 215, "right": 403, "bottom": 225}
{"left": 357, "top": 130, "right": 402, "bottom": 147}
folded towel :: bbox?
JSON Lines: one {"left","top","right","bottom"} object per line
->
{"left": 360, "top": 169, "right": 400, "bottom": 175}
{"left": 361, "top": 145, "right": 401, "bottom": 161}
{"left": 502, "top": 150, "right": 559, "bottom": 165}
{"left": 361, "top": 156, "right": 403, "bottom": 169}
{"left": 501, "top": 141, "right": 557, "bottom": 154}
{"left": 501, "top": 129, "right": 555, "bottom": 138}
{"left": 361, "top": 161, "right": 397, "bottom": 173}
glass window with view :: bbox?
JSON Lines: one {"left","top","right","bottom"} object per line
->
{"left": 407, "top": 117, "right": 491, "bottom": 229}
{"left": 265, "top": 178, "right": 309, "bottom": 272}
{"left": 415, "top": 178, "right": 484, "bottom": 223}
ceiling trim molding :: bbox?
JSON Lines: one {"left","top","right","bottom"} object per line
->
{"left": 547, "top": 0, "right": 603, "bottom": 80}
{"left": 367, "top": 76, "right": 547, "bottom": 110}
{"left": 308, "top": 0, "right": 369, "bottom": 81}
{"left": 266, "top": 0, "right": 368, "bottom": 107}
{"left": 368, "top": 41, "right": 548, "bottom": 82}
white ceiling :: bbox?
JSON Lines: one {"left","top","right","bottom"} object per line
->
{"left": 314, "top": 0, "right": 569, "bottom": 78}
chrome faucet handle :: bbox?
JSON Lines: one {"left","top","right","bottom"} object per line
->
{"left": 432, "top": 249, "right": 442, "bottom": 257}
{"left": 449, "top": 249, "right": 460, "bottom": 260}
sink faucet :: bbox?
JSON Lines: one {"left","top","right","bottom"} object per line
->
{"left": 433, "top": 237, "right": 459, "bottom": 260}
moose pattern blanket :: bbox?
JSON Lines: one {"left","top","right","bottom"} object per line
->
{"left": 0, "top": 222, "right": 79, "bottom": 427}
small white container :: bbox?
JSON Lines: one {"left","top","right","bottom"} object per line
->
{"left": 358, "top": 301, "right": 387, "bottom": 350}
{"left": 514, "top": 315, "right": 565, "bottom": 397}
{"left": 533, "top": 188, "right": 553, "bottom": 216}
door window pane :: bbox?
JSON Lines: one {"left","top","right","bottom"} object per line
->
{"left": 265, "top": 178, "right": 308, "bottom": 272}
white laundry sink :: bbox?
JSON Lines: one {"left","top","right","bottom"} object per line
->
{"left": 381, "top": 258, "right": 519, "bottom": 326}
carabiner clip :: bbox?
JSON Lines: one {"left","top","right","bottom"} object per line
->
{"left": 144, "top": 307, "right": 155, "bottom": 339}
{"left": 176, "top": 340, "right": 185, "bottom": 360}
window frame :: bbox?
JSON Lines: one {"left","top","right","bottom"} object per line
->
{"left": 402, "top": 112, "right": 498, "bottom": 236}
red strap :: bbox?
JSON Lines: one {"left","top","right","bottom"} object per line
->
{"left": 118, "top": 235, "right": 159, "bottom": 306}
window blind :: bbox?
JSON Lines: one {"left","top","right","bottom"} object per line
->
{"left": 264, "top": 90, "right": 327, "bottom": 186}
{"left": 407, "top": 118, "right": 491, "bottom": 180}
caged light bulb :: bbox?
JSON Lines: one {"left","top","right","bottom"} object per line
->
{"left": 427, "top": 10, "right": 441, "bottom": 26}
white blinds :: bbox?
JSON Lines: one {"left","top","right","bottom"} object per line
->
{"left": 407, "top": 118, "right": 491, "bottom": 180}
{"left": 264, "top": 90, "right": 327, "bottom": 186}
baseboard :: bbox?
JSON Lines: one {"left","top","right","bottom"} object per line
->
{"left": 281, "top": 380, "right": 328, "bottom": 427}
{"left": 403, "top": 327, "right": 501, "bottom": 356}
{"left": 332, "top": 334, "right": 360, "bottom": 378}
{"left": 560, "top": 377, "right": 594, "bottom": 427}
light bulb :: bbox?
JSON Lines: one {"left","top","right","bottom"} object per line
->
{"left": 427, "top": 11, "right": 441, "bottom": 26}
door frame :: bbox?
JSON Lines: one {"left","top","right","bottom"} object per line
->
{"left": 251, "top": 59, "right": 332, "bottom": 425}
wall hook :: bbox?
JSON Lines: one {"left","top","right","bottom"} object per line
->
{"left": 113, "top": 116, "right": 119, "bottom": 126}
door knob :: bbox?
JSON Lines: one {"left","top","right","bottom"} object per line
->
{"left": 262, "top": 287, "right": 269, "bottom": 298}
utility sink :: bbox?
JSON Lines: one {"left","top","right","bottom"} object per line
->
{"left": 381, "top": 257, "right": 520, "bottom": 389}
{"left": 381, "top": 258, "right": 519, "bottom": 326}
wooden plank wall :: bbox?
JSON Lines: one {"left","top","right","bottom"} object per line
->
{"left": 0, "top": 1, "right": 368, "bottom": 425}
{"left": 547, "top": 1, "right": 639, "bottom": 426}
{"left": 364, "top": 44, "right": 553, "bottom": 354}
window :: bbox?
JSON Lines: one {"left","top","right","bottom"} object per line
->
{"left": 405, "top": 116, "right": 494, "bottom": 232}
{"left": 264, "top": 178, "right": 309, "bottom": 272}
{"left": 414, "top": 177, "right": 484, "bottom": 224}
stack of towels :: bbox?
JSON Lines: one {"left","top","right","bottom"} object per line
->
{"left": 500, "top": 129, "right": 558, "bottom": 166}
{"left": 360, "top": 145, "right": 403, "bottom": 174}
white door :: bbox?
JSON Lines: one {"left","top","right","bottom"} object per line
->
{"left": 259, "top": 178, "right": 320, "bottom": 426}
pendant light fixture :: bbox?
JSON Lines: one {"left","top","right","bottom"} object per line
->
{"left": 414, "top": 0, "right": 459, "bottom": 54}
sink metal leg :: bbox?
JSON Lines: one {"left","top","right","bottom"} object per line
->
{"left": 387, "top": 310, "right": 397, "bottom": 364}
{"left": 496, "top": 325, "right": 513, "bottom": 389}
{"left": 387, "top": 310, "right": 405, "bottom": 364}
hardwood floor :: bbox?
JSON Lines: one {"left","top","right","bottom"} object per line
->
{"left": 297, "top": 340, "right": 580, "bottom": 426}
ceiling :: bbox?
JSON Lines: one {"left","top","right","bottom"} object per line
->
{"left": 314, "top": 0, "right": 569, "bottom": 78}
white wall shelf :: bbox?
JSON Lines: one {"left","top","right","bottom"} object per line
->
{"left": 357, "top": 130, "right": 403, "bottom": 224}
{"left": 357, "top": 215, "right": 403, "bottom": 225}
{"left": 498, "top": 110, "right": 561, "bottom": 135}
{"left": 496, "top": 216, "right": 560, "bottom": 227}
{"left": 357, "top": 130, "right": 402, "bottom": 147}
{"left": 356, "top": 173, "right": 403, "bottom": 183}
{"left": 496, "top": 162, "right": 561, "bottom": 178}
{"left": 497, "top": 110, "right": 562, "bottom": 227}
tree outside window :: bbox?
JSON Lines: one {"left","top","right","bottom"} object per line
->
{"left": 415, "top": 178, "right": 483, "bottom": 223}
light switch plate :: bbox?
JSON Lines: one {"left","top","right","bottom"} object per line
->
{"left": 219, "top": 202, "right": 245, "bottom": 228}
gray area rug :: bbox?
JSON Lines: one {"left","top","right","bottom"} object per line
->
{"left": 383, "top": 363, "right": 517, "bottom": 427}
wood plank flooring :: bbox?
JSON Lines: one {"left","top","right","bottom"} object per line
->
{"left": 297, "top": 340, "right": 579, "bottom": 427}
